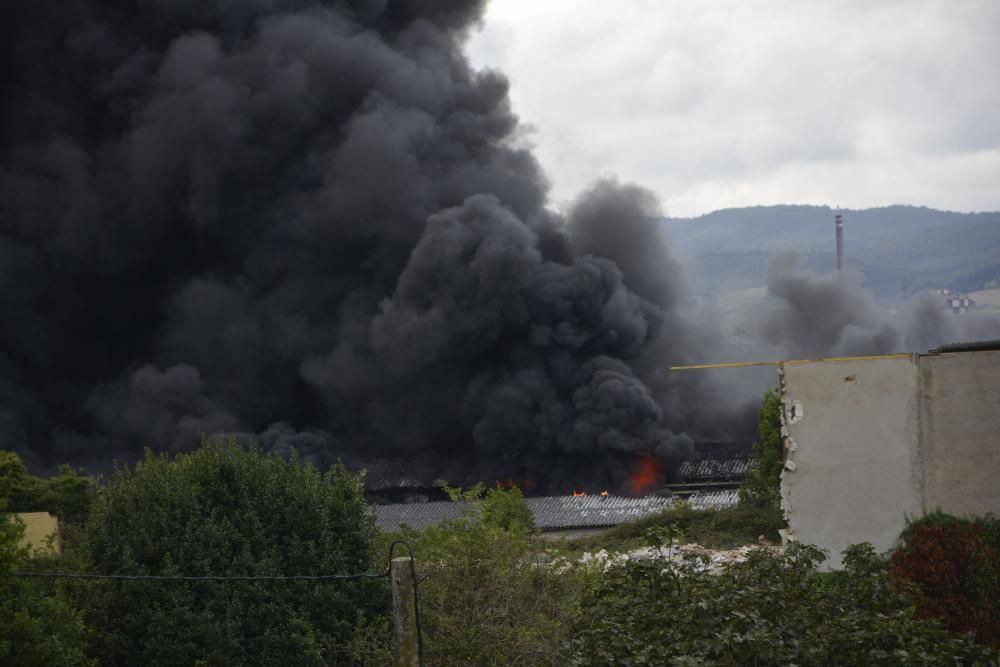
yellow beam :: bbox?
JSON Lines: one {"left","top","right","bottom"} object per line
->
{"left": 670, "top": 353, "right": 913, "bottom": 371}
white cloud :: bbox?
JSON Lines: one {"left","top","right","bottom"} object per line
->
{"left": 466, "top": 0, "right": 1000, "bottom": 216}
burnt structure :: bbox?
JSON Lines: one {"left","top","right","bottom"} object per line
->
{"left": 361, "top": 440, "right": 755, "bottom": 506}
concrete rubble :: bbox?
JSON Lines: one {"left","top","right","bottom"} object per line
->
{"left": 550, "top": 543, "right": 783, "bottom": 575}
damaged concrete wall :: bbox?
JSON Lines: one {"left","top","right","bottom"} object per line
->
{"left": 779, "top": 356, "right": 923, "bottom": 568}
{"left": 780, "top": 349, "right": 1000, "bottom": 569}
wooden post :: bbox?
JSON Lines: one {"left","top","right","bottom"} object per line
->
{"left": 391, "top": 556, "right": 419, "bottom": 667}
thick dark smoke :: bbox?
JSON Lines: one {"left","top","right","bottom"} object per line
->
{"left": 3, "top": 1, "right": 996, "bottom": 492}
{"left": 754, "top": 253, "right": 1000, "bottom": 359}
{"left": 0, "top": 0, "right": 725, "bottom": 491}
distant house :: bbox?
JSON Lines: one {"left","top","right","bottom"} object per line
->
{"left": 931, "top": 288, "right": 975, "bottom": 314}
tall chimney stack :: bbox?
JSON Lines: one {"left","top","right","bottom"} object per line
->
{"left": 835, "top": 214, "right": 844, "bottom": 271}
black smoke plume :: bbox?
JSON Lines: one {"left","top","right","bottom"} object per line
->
{"left": 1, "top": 0, "right": 728, "bottom": 491}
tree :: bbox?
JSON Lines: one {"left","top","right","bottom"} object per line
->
{"left": 83, "top": 436, "right": 387, "bottom": 666}
{"left": 0, "top": 511, "right": 95, "bottom": 666}
{"left": 890, "top": 511, "right": 1000, "bottom": 646}
{"left": 739, "top": 388, "right": 784, "bottom": 510}
{"left": 376, "top": 484, "right": 578, "bottom": 666}
{"left": 0, "top": 451, "right": 97, "bottom": 525}
{"left": 570, "top": 542, "right": 998, "bottom": 665}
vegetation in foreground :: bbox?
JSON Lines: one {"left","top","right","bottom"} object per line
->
{"left": 571, "top": 540, "right": 995, "bottom": 666}
{"left": 558, "top": 500, "right": 784, "bottom": 557}
{"left": 1, "top": 398, "right": 997, "bottom": 665}
{"left": 372, "top": 492, "right": 998, "bottom": 667}
{"left": 3, "top": 438, "right": 387, "bottom": 666}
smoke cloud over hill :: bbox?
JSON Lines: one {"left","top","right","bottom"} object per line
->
{"left": 3, "top": 0, "right": 997, "bottom": 490}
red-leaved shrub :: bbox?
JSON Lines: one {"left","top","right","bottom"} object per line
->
{"left": 890, "top": 515, "right": 999, "bottom": 647}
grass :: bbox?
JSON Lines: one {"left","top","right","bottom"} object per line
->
{"left": 550, "top": 502, "right": 785, "bottom": 556}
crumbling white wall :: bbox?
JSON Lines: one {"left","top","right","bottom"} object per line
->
{"left": 779, "top": 350, "right": 1000, "bottom": 569}
{"left": 779, "top": 356, "right": 923, "bottom": 569}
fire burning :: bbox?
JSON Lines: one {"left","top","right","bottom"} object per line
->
{"left": 572, "top": 490, "right": 586, "bottom": 497}
{"left": 628, "top": 455, "right": 663, "bottom": 495}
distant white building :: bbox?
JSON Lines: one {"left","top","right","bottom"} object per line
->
{"left": 931, "top": 288, "right": 974, "bottom": 314}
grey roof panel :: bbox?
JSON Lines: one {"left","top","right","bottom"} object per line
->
{"left": 525, "top": 495, "right": 674, "bottom": 529}
{"left": 374, "top": 501, "right": 463, "bottom": 531}
{"left": 374, "top": 493, "right": 732, "bottom": 532}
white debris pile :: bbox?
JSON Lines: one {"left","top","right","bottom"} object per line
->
{"left": 576, "top": 543, "right": 783, "bottom": 575}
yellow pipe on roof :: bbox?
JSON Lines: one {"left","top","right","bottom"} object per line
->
{"left": 669, "top": 353, "right": 913, "bottom": 371}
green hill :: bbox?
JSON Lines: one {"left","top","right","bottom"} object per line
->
{"left": 663, "top": 205, "right": 1000, "bottom": 298}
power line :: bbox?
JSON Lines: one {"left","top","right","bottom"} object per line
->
{"left": 670, "top": 352, "right": 913, "bottom": 371}
{"left": 10, "top": 540, "right": 425, "bottom": 666}
{"left": 10, "top": 571, "right": 386, "bottom": 582}
{"left": 10, "top": 542, "right": 412, "bottom": 583}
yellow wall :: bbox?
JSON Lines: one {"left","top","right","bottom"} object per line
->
{"left": 13, "top": 512, "right": 61, "bottom": 555}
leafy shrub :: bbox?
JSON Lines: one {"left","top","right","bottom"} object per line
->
{"left": 568, "top": 502, "right": 784, "bottom": 555}
{"left": 570, "top": 542, "right": 998, "bottom": 665}
{"left": 739, "top": 388, "right": 784, "bottom": 510}
{"left": 82, "top": 436, "right": 387, "bottom": 666}
{"left": 0, "top": 451, "right": 96, "bottom": 524}
{"left": 377, "top": 485, "right": 584, "bottom": 666}
{"left": 0, "top": 511, "right": 95, "bottom": 666}
{"left": 890, "top": 511, "right": 1000, "bottom": 646}
{"left": 481, "top": 484, "right": 536, "bottom": 532}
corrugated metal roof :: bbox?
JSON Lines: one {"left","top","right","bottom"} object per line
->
{"left": 374, "top": 501, "right": 463, "bottom": 531}
{"left": 526, "top": 496, "right": 674, "bottom": 529}
{"left": 679, "top": 458, "right": 753, "bottom": 480}
{"left": 374, "top": 490, "right": 741, "bottom": 532}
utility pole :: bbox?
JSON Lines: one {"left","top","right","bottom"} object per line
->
{"left": 391, "top": 557, "right": 419, "bottom": 667}
{"left": 835, "top": 214, "right": 844, "bottom": 271}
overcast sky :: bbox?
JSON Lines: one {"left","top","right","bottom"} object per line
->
{"left": 465, "top": 0, "right": 1000, "bottom": 218}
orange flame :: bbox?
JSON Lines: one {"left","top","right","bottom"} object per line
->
{"left": 600, "top": 490, "right": 609, "bottom": 497}
{"left": 571, "top": 490, "right": 587, "bottom": 497}
{"left": 628, "top": 455, "right": 663, "bottom": 495}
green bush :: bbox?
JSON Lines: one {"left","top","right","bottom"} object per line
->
{"left": 566, "top": 502, "right": 784, "bottom": 555}
{"left": 0, "top": 451, "right": 97, "bottom": 525}
{"left": 0, "top": 511, "right": 95, "bottom": 666}
{"left": 739, "top": 388, "right": 784, "bottom": 510}
{"left": 376, "top": 485, "right": 584, "bottom": 666}
{"left": 570, "top": 542, "right": 998, "bottom": 665}
{"left": 82, "top": 436, "right": 387, "bottom": 666}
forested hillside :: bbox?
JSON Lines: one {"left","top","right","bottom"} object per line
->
{"left": 663, "top": 206, "right": 1000, "bottom": 298}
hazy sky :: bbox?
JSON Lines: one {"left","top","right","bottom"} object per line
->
{"left": 465, "top": 0, "right": 1000, "bottom": 217}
